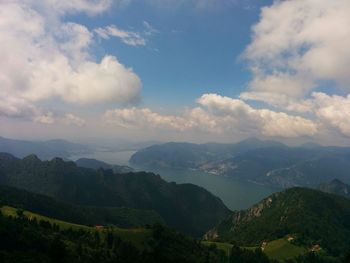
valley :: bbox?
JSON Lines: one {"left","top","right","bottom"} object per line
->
{"left": 1, "top": 137, "right": 350, "bottom": 262}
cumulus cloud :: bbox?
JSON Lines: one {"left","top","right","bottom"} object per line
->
{"left": 103, "top": 108, "right": 192, "bottom": 131}
{"left": 197, "top": 94, "right": 318, "bottom": 137}
{"left": 243, "top": 0, "right": 350, "bottom": 105}
{"left": 0, "top": 0, "right": 142, "bottom": 122}
{"left": 312, "top": 93, "right": 350, "bottom": 137}
{"left": 104, "top": 94, "right": 318, "bottom": 138}
{"left": 240, "top": 92, "right": 313, "bottom": 113}
{"left": 0, "top": 97, "right": 56, "bottom": 125}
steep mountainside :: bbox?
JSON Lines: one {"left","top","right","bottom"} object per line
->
{"left": 318, "top": 179, "right": 350, "bottom": 198}
{"left": 75, "top": 158, "right": 134, "bottom": 173}
{"left": 0, "top": 153, "right": 230, "bottom": 236}
{"left": 0, "top": 136, "right": 91, "bottom": 159}
{"left": 204, "top": 188, "right": 350, "bottom": 256}
{"left": 131, "top": 139, "right": 350, "bottom": 188}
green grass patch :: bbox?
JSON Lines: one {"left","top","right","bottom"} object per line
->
{"left": 263, "top": 238, "right": 307, "bottom": 261}
{"left": 203, "top": 238, "right": 306, "bottom": 261}
{"left": 0, "top": 205, "right": 91, "bottom": 231}
{"left": 0, "top": 205, "right": 151, "bottom": 249}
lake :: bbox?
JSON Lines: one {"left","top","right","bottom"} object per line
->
{"left": 137, "top": 167, "right": 279, "bottom": 211}
{"left": 71, "top": 150, "right": 279, "bottom": 211}
{"left": 70, "top": 150, "right": 136, "bottom": 166}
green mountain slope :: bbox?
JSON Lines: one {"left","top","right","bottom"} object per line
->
{"left": 0, "top": 153, "right": 230, "bottom": 236}
{"left": 0, "top": 184, "right": 163, "bottom": 228}
{"left": 204, "top": 188, "right": 350, "bottom": 256}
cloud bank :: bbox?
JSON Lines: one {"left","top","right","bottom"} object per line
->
{"left": 104, "top": 94, "right": 318, "bottom": 138}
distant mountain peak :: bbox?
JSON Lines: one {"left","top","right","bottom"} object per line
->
{"left": 318, "top": 179, "right": 350, "bottom": 198}
{"left": 23, "top": 154, "right": 41, "bottom": 162}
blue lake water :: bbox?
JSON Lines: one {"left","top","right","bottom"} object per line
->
{"left": 71, "top": 150, "right": 279, "bottom": 211}
{"left": 70, "top": 150, "right": 136, "bottom": 166}
{"left": 138, "top": 167, "right": 279, "bottom": 211}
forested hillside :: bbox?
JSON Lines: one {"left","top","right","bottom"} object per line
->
{"left": 0, "top": 153, "right": 230, "bottom": 236}
{"left": 205, "top": 188, "right": 350, "bottom": 257}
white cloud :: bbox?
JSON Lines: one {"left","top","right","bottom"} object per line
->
{"left": 240, "top": 92, "right": 313, "bottom": 113}
{"left": 0, "top": 96, "right": 58, "bottom": 126}
{"left": 94, "top": 21, "right": 159, "bottom": 46}
{"left": 104, "top": 94, "right": 318, "bottom": 138}
{"left": 197, "top": 94, "right": 318, "bottom": 137}
{"left": 34, "top": 112, "right": 55, "bottom": 125}
{"left": 34, "top": 0, "right": 113, "bottom": 15}
{"left": 0, "top": 0, "right": 142, "bottom": 122}
{"left": 143, "top": 21, "right": 159, "bottom": 36}
{"left": 62, "top": 56, "right": 141, "bottom": 104}
{"left": 103, "top": 107, "right": 192, "bottom": 131}
{"left": 94, "top": 25, "right": 146, "bottom": 46}
{"left": 62, "top": 113, "right": 86, "bottom": 127}
{"left": 244, "top": 0, "right": 350, "bottom": 99}
{"left": 312, "top": 93, "right": 350, "bottom": 137}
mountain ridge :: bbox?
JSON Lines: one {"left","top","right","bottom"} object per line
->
{"left": 131, "top": 139, "right": 350, "bottom": 188}
{"left": 0, "top": 152, "right": 230, "bottom": 236}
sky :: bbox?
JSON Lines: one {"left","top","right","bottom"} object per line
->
{"left": 1, "top": 0, "right": 350, "bottom": 146}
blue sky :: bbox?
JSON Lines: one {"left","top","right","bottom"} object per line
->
{"left": 75, "top": 0, "right": 272, "bottom": 109}
{"left": 1, "top": 0, "right": 350, "bottom": 145}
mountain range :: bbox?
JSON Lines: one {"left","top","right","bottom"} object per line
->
{"left": 130, "top": 138, "right": 350, "bottom": 188}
